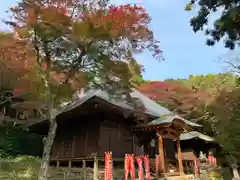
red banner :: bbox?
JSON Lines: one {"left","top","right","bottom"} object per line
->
{"left": 143, "top": 156, "right": 150, "bottom": 180}
{"left": 208, "top": 155, "right": 212, "bottom": 165}
{"left": 155, "top": 154, "right": 161, "bottom": 175}
{"left": 194, "top": 158, "right": 198, "bottom": 177}
{"left": 124, "top": 154, "right": 135, "bottom": 180}
{"left": 212, "top": 157, "right": 217, "bottom": 166}
{"left": 124, "top": 154, "right": 130, "bottom": 180}
{"left": 129, "top": 155, "right": 135, "bottom": 180}
{"left": 104, "top": 152, "right": 112, "bottom": 180}
{"left": 136, "top": 157, "right": 143, "bottom": 180}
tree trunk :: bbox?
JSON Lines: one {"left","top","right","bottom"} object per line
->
{"left": 38, "top": 117, "right": 58, "bottom": 180}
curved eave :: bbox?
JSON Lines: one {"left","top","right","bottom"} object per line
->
{"left": 180, "top": 131, "right": 215, "bottom": 142}
{"left": 133, "top": 115, "right": 200, "bottom": 131}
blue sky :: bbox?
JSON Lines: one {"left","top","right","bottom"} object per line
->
{"left": 0, "top": 0, "right": 230, "bottom": 80}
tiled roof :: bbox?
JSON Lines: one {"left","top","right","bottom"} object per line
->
{"left": 148, "top": 116, "right": 201, "bottom": 127}
{"left": 180, "top": 131, "right": 215, "bottom": 142}
{"left": 28, "top": 89, "right": 201, "bottom": 128}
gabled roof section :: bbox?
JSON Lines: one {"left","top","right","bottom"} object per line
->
{"left": 148, "top": 116, "right": 201, "bottom": 127}
{"left": 60, "top": 89, "right": 201, "bottom": 128}
{"left": 27, "top": 89, "right": 201, "bottom": 129}
{"left": 60, "top": 89, "right": 173, "bottom": 117}
{"left": 180, "top": 131, "right": 215, "bottom": 142}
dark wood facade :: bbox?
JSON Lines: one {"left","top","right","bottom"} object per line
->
{"left": 50, "top": 100, "right": 144, "bottom": 161}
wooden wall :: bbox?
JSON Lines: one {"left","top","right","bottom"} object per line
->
{"left": 51, "top": 112, "right": 143, "bottom": 160}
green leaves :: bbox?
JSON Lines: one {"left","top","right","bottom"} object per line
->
{"left": 215, "top": 20, "right": 224, "bottom": 28}
{"left": 186, "top": 0, "right": 240, "bottom": 49}
{"left": 208, "top": 88, "right": 240, "bottom": 155}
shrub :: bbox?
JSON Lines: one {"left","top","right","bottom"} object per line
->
{"left": 0, "top": 124, "right": 43, "bottom": 157}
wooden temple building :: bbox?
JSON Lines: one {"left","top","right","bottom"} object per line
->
{"left": 29, "top": 89, "right": 201, "bottom": 177}
{"left": 179, "top": 131, "right": 217, "bottom": 173}
{"left": 180, "top": 131, "right": 216, "bottom": 157}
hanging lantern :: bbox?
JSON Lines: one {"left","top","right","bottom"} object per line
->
{"left": 136, "top": 157, "right": 143, "bottom": 180}
{"left": 143, "top": 155, "right": 150, "bottom": 180}
{"left": 155, "top": 154, "right": 161, "bottom": 176}
{"left": 104, "top": 152, "right": 112, "bottom": 180}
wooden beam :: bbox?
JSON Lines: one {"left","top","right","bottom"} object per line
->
{"left": 176, "top": 137, "right": 184, "bottom": 175}
{"left": 156, "top": 132, "right": 166, "bottom": 175}
{"left": 161, "top": 133, "right": 177, "bottom": 140}
{"left": 158, "top": 128, "right": 179, "bottom": 135}
{"left": 158, "top": 128, "right": 182, "bottom": 140}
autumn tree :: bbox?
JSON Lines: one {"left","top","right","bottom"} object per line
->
{"left": 185, "top": 0, "right": 240, "bottom": 49}
{"left": 5, "top": 0, "right": 162, "bottom": 179}
{"left": 137, "top": 81, "right": 209, "bottom": 120}
{"left": 0, "top": 32, "right": 35, "bottom": 121}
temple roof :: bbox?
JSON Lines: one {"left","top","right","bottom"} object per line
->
{"left": 148, "top": 116, "right": 201, "bottom": 127}
{"left": 180, "top": 131, "right": 215, "bottom": 142}
{"left": 59, "top": 89, "right": 172, "bottom": 117}
{"left": 26, "top": 89, "right": 201, "bottom": 129}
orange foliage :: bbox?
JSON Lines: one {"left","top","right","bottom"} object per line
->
{"left": 9, "top": 0, "right": 162, "bottom": 58}
{"left": 0, "top": 33, "right": 35, "bottom": 91}
{"left": 137, "top": 81, "right": 209, "bottom": 117}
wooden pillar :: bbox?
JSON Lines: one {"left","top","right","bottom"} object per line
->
{"left": 56, "top": 160, "right": 60, "bottom": 171}
{"left": 157, "top": 132, "right": 165, "bottom": 174}
{"left": 176, "top": 137, "right": 184, "bottom": 175}
{"left": 82, "top": 160, "right": 86, "bottom": 168}
{"left": 83, "top": 160, "right": 86, "bottom": 180}
{"left": 93, "top": 156, "right": 98, "bottom": 180}
{"left": 68, "top": 160, "right": 72, "bottom": 169}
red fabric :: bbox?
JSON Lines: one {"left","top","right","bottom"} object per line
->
{"left": 136, "top": 157, "right": 143, "bottom": 180}
{"left": 124, "top": 154, "right": 131, "bottom": 180}
{"left": 197, "top": 159, "right": 201, "bottom": 168}
{"left": 143, "top": 156, "right": 150, "bottom": 180}
{"left": 212, "top": 157, "right": 217, "bottom": 166}
{"left": 155, "top": 155, "right": 161, "bottom": 175}
{"left": 129, "top": 155, "right": 135, "bottom": 180}
{"left": 104, "top": 152, "right": 112, "bottom": 180}
{"left": 194, "top": 158, "right": 198, "bottom": 177}
{"left": 124, "top": 154, "right": 135, "bottom": 180}
{"left": 208, "top": 155, "right": 212, "bottom": 165}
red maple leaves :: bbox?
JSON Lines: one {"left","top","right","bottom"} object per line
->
{"left": 83, "top": 4, "right": 148, "bottom": 35}
{"left": 137, "top": 81, "right": 209, "bottom": 117}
